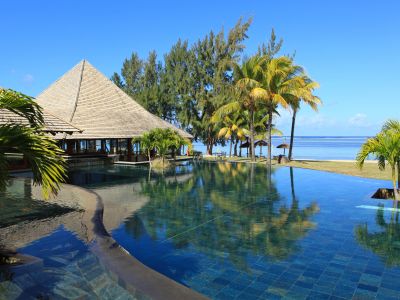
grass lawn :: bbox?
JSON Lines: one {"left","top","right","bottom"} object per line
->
{"left": 203, "top": 156, "right": 391, "bottom": 181}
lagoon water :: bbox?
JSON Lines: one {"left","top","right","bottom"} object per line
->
{"left": 193, "top": 136, "right": 369, "bottom": 160}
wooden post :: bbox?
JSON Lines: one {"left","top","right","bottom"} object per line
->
{"left": 127, "top": 138, "right": 132, "bottom": 161}
{"left": 101, "top": 140, "right": 106, "bottom": 153}
{"left": 66, "top": 140, "right": 74, "bottom": 155}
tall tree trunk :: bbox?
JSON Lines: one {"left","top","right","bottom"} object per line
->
{"left": 392, "top": 166, "right": 399, "bottom": 201}
{"left": 239, "top": 141, "right": 242, "bottom": 157}
{"left": 249, "top": 109, "right": 255, "bottom": 162}
{"left": 229, "top": 137, "right": 233, "bottom": 157}
{"left": 288, "top": 109, "right": 297, "bottom": 161}
{"left": 207, "top": 127, "right": 213, "bottom": 155}
{"left": 397, "top": 160, "right": 400, "bottom": 189}
{"left": 234, "top": 138, "right": 238, "bottom": 156}
{"left": 267, "top": 109, "right": 273, "bottom": 165}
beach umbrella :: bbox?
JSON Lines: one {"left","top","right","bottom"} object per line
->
{"left": 240, "top": 141, "right": 250, "bottom": 148}
{"left": 255, "top": 140, "right": 268, "bottom": 158}
{"left": 254, "top": 140, "right": 268, "bottom": 147}
{"left": 277, "top": 143, "right": 290, "bottom": 155}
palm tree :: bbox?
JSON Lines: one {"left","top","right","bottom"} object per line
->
{"left": 134, "top": 130, "right": 156, "bottom": 162}
{"left": 213, "top": 111, "right": 249, "bottom": 157}
{"left": 256, "top": 56, "right": 303, "bottom": 166}
{"left": 136, "top": 128, "right": 189, "bottom": 168}
{"left": 0, "top": 88, "right": 66, "bottom": 198}
{"left": 218, "top": 56, "right": 264, "bottom": 161}
{"left": 287, "top": 75, "right": 321, "bottom": 160}
{"left": 356, "top": 128, "right": 400, "bottom": 200}
{"left": 382, "top": 120, "right": 400, "bottom": 189}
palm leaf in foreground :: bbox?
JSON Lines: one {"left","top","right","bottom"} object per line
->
{"left": 0, "top": 124, "right": 66, "bottom": 198}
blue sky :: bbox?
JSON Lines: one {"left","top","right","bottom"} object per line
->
{"left": 1, "top": 0, "right": 399, "bottom": 136}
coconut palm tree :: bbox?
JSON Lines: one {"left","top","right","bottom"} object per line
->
{"left": 0, "top": 88, "right": 66, "bottom": 198}
{"left": 256, "top": 56, "right": 304, "bottom": 166}
{"left": 356, "top": 128, "right": 400, "bottom": 200}
{"left": 287, "top": 75, "right": 321, "bottom": 160}
{"left": 213, "top": 56, "right": 265, "bottom": 161}
{"left": 382, "top": 119, "right": 400, "bottom": 189}
{"left": 136, "top": 128, "right": 190, "bottom": 168}
{"left": 213, "top": 111, "right": 249, "bottom": 157}
{"left": 134, "top": 130, "right": 156, "bottom": 162}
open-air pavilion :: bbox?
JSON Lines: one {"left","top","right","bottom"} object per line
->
{"left": 35, "top": 60, "right": 192, "bottom": 161}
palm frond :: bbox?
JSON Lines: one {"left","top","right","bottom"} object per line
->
{"left": 0, "top": 124, "right": 66, "bottom": 197}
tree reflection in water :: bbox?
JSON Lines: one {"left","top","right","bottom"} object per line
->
{"left": 356, "top": 202, "right": 400, "bottom": 266}
{"left": 124, "top": 162, "right": 319, "bottom": 268}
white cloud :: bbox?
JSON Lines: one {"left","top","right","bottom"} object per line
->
{"left": 348, "top": 113, "right": 371, "bottom": 127}
{"left": 22, "top": 73, "right": 34, "bottom": 84}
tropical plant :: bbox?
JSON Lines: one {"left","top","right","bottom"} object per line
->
{"left": 135, "top": 130, "right": 156, "bottom": 161}
{"left": 256, "top": 56, "right": 305, "bottom": 166}
{"left": 382, "top": 119, "right": 400, "bottom": 189}
{"left": 213, "top": 56, "right": 265, "bottom": 161}
{"left": 0, "top": 88, "right": 66, "bottom": 198}
{"left": 213, "top": 111, "right": 249, "bottom": 157}
{"left": 356, "top": 126, "right": 400, "bottom": 200}
{"left": 287, "top": 75, "right": 321, "bottom": 160}
{"left": 135, "top": 128, "right": 190, "bottom": 168}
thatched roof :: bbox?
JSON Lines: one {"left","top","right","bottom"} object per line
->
{"left": 0, "top": 108, "right": 81, "bottom": 134}
{"left": 36, "top": 60, "right": 192, "bottom": 140}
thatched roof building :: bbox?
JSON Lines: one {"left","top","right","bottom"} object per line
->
{"left": 34, "top": 60, "right": 191, "bottom": 159}
{"left": 36, "top": 60, "right": 191, "bottom": 140}
{"left": 0, "top": 108, "right": 81, "bottom": 135}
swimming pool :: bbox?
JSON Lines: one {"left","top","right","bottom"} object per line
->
{"left": 2, "top": 161, "right": 400, "bottom": 299}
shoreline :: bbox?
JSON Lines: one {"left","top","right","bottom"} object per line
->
{"left": 202, "top": 156, "right": 390, "bottom": 181}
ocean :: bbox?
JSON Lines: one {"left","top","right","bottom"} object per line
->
{"left": 192, "top": 136, "right": 370, "bottom": 160}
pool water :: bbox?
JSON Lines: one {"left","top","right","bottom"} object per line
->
{"left": 108, "top": 162, "right": 400, "bottom": 300}
{"left": 2, "top": 161, "right": 400, "bottom": 299}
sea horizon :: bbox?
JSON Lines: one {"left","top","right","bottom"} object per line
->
{"left": 192, "top": 136, "right": 370, "bottom": 160}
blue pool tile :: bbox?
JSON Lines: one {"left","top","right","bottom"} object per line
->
{"left": 306, "top": 291, "right": 330, "bottom": 300}
{"left": 377, "top": 286, "right": 400, "bottom": 298}
{"left": 261, "top": 291, "right": 283, "bottom": 299}
{"left": 235, "top": 291, "right": 261, "bottom": 300}
{"left": 331, "top": 285, "right": 355, "bottom": 298}
{"left": 212, "top": 277, "right": 231, "bottom": 286}
{"left": 228, "top": 281, "right": 249, "bottom": 292}
{"left": 242, "top": 286, "right": 264, "bottom": 297}
{"left": 215, "top": 291, "right": 236, "bottom": 300}
{"left": 357, "top": 283, "right": 379, "bottom": 293}
{"left": 359, "top": 273, "right": 382, "bottom": 287}
{"left": 328, "top": 296, "right": 346, "bottom": 300}
{"left": 352, "top": 288, "right": 377, "bottom": 299}
{"left": 313, "top": 283, "right": 335, "bottom": 295}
